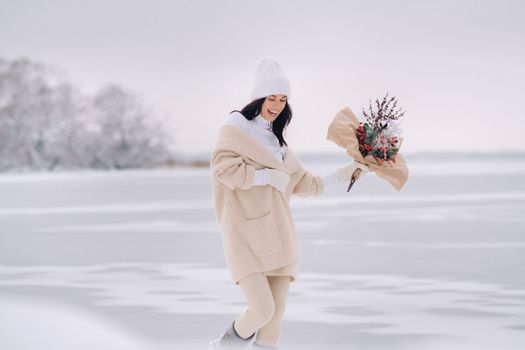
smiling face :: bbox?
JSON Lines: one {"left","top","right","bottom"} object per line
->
{"left": 260, "top": 94, "right": 288, "bottom": 122}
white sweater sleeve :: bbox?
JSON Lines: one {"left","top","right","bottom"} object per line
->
{"left": 255, "top": 168, "right": 343, "bottom": 189}
{"left": 255, "top": 169, "right": 341, "bottom": 189}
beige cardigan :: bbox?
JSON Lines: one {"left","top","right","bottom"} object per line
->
{"left": 210, "top": 124, "right": 325, "bottom": 285}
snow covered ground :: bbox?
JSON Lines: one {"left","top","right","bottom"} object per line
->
{"left": 1, "top": 155, "right": 524, "bottom": 349}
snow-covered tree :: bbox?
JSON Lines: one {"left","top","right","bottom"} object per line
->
{"left": 0, "top": 58, "right": 79, "bottom": 170}
{"left": 89, "top": 84, "right": 173, "bottom": 169}
{"left": 0, "top": 57, "right": 175, "bottom": 172}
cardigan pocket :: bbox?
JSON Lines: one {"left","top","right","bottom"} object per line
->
{"left": 244, "top": 211, "right": 283, "bottom": 257}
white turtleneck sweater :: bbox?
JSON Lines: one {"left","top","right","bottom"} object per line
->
{"left": 224, "top": 111, "right": 341, "bottom": 189}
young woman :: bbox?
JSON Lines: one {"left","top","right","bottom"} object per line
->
{"left": 209, "top": 57, "right": 369, "bottom": 350}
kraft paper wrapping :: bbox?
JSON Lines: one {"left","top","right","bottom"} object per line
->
{"left": 326, "top": 106, "right": 409, "bottom": 191}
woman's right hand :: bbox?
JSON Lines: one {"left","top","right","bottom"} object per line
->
{"left": 336, "top": 162, "right": 370, "bottom": 182}
{"left": 267, "top": 169, "right": 290, "bottom": 193}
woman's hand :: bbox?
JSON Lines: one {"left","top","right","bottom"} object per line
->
{"left": 335, "top": 162, "right": 369, "bottom": 182}
{"left": 267, "top": 169, "right": 290, "bottom": 193}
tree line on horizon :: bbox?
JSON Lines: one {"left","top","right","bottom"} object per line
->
{"left": 0, "top": 57, "right": 176, "bottom": 172}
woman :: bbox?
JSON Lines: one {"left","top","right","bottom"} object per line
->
{"left": 209, "top": 57, "right": 369, "bottom": 350}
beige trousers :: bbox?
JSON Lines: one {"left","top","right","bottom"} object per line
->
{"left": 234, "top": 272, "right": 291, "bottom": 348}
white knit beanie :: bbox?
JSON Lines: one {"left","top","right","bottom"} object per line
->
{"left": 250, "top": 56, "right": 291, "bottom": 101}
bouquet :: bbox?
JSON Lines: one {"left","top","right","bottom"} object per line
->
{"left": 326, "top": 92, "right": 409, "bottom": 191}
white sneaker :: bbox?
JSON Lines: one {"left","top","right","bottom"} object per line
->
{"left": 208, "top": 320, "right": 255, "bottom": 350}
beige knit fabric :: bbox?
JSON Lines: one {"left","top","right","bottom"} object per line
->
{"left": 210, "top": 124, "right": 324, "bottom": 284}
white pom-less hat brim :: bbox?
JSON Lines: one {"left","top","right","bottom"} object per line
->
{"left": 251, "top": 76, "right": 291, "bottom": 101}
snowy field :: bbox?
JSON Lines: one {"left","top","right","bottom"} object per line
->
{"left": 1, "top": 154, "right": 525, "bottom": 350}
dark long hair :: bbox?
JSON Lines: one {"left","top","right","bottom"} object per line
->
{"left": 230, "top": 97, "right": 292, "bottom": 147}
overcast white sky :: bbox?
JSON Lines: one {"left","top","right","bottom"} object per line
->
{"left": 1, "top": 0, "right": 524, "bottom": 154}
